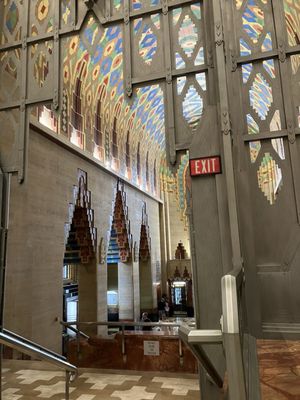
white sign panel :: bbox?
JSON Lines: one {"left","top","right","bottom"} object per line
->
{"left": 143, "top": 341, "right": 160, "bottom": 356}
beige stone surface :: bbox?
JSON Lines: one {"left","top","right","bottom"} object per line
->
{"left": 4, "top": 126, "right": 162, "bottom": 352}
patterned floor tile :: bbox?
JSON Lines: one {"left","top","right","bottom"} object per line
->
{"left": 111, "top": 386, "right": 157, "bottom": 400}
{"left": 152, "top": 377, "right": 199, "bottom": 395}
{"left": 79, "top": 373, "right": 141, "bottom": 390}
{"left": 34, "top": 381, "right": 75, "bottom": 398}
{"left": 1, "top": 360, "right": 200, "bottom": 400}
{"left": 2, "top": 388, "right": 22, "bottom": 400}
{"left": 16, "top": 370, "right": 64, "bottom": 384}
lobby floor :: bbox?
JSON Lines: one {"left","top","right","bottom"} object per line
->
{"left": 258, "top": 339, "right": 300, "bottom": 400}
{"left": 2, "top": 339, "right": 300, "bottom": 399}
{"left": 1, "top": 360, "right": 200, "bottom": 400}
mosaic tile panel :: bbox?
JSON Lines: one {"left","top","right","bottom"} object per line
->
{"left": 29, "top": 0, "right": 54, "bottom": 37}
{"left": 241, "top": 59, "right": 284, "bottom": 166}
{"left": 176, "top": 73, "right": 207, "bottom": 133}
{"left": 257, "top": 152, "right": 283, "bottom": 205}
{"left": 28, "top": 41, "right": 53, "bottom": 99}
{"left": 0, "top": 0, "right": 22, "bottom": 45}
{"left": 0, "top": 48, "right": 21, "bottom": 105}
{"left": 171, "top": 4, "right": 204, "bottom": 70}
{"left": 234, "top": 0, "right": 275, "bottom": 57}
{"left": 60, "top": 0, "right": 75, "bottom": 28}
{"left": 284, "top": 0, "right": 300, "bottom": 47}
{"left": 35, "top": 16, "right": 166, "bottom": 195}
{"left": 131, "top": 0, "right": 160, "bottom": 11}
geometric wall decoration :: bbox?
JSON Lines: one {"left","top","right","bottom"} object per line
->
{"left": 107, "top": 181, "right": 132, "bottom": 264}
{"left": 250, "top": 73, "right": 273, "bottom": 120}
{"left": 284, "top": 0, "right": 300, "bottom": 47}
{"left": 182, "top": 85, "right": 203, "bottom": 131}
{"left": 242, "top": 0, "right": 265, "bottom": 44}
{"left": 257, "top": 152, "right": 283, "bottom": 205}
{"left": 64, "top": 169, "right": 97, "bottom": 264}
{"left": 178, "top": 15, "right": 198, "bottom": 58}
{"left": 139, "top": 25, "right": 157, "bottom": 65}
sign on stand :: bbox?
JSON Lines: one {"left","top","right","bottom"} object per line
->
{"left": 190, "top": 156, "right": 221, "bottom": 176}
{"left": 144, "top": 341, "right": 160, "bottom": 356}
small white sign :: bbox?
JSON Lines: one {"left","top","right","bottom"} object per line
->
{"left": 144, "top": 341, "right": 160, "bottom": 356}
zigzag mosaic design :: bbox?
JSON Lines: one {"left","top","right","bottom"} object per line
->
{"left": 107, "top": 181, "right": 132, "bottom": 264}
{"left": 139, "top": 204, "right": 151, "bottom": 262}
{"left": 64, "top": 169, "right": 97, "bottom": 264}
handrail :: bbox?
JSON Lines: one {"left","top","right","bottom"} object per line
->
{"left": 63, "top": 320, "right": 183, "bottom": 329}
{"left": 60, "top": 322, "right": 89, "bottom": 339}
{"left": 3, "top": 329, "right": 67, "bottom": 361}
{"left": 62, "top": 319, "right": 187, "bottom": 365}
{"left": 221, "top": 267, "right": 247, "bottom": 400}
{"left": 0, "top": 330, "right": 78, "bottom": 400}
{"left": 179, "top": 325, "right": 224, "bottom": 388}
{"left": 0, "top": 331, "right": 77, "bottom": 375}
{"left": 221, "top": 267, "right": 244, "bottom": 335}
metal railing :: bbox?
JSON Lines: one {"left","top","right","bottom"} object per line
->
{"left": 0, "top": 329, "right": 77, "bottom": 400}
{"left": 221, "top": 267, "right": 247, "bottom": 400}
{"left": 179, "top": 267, "right": 261, "bottom": 400}
{"left": 61, "top": 319, "right": 187, "bottom": 364}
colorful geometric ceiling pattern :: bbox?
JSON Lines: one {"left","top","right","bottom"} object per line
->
{"left": 37, "top": 15, "right": 165, "bottom": 196}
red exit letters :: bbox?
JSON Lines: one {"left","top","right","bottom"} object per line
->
{"left": 190, "top": 156, "right": 221, "bottom": 176}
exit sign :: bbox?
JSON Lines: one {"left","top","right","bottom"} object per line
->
{"left": 190, "top": 156, "right": 221, "bottom": 176}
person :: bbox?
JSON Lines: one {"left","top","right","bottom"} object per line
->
{"left": 158, "top": 294, "right": 167, "bottom": 320}
{"left": 164, "top": 298, "right": 170, "bottom": 318}
{"left": 141, "top": 312, "right": 152, "bottom": 331}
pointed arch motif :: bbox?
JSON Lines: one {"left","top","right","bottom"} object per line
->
{"left": 111, "top": 102, "right": 122, "bottom": 171}
{"left": 139, "top": 203, "right": 151, "bottom": 262}
{"left": 93, "top": 84, "right": 107, "bottom": 161}
{"left": 153, "top": 159, "right": 157, "bottom": 193}
{"left": 136, "top": 142, "right": 141, "bottom": 184}
{"left": 64, "top": 169, "right": 97, "bottom": 264}
{"left": 70, "top": 61, "right": 87, "bottom": 149}
{"left": 125, "top": 131, "right": 131, "bottom": 169}
{"left": 107, "top": 181, "right": 132, "bottom": 263}
{"left": 146, "top": 150, "right": 150, "bottom": 190}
